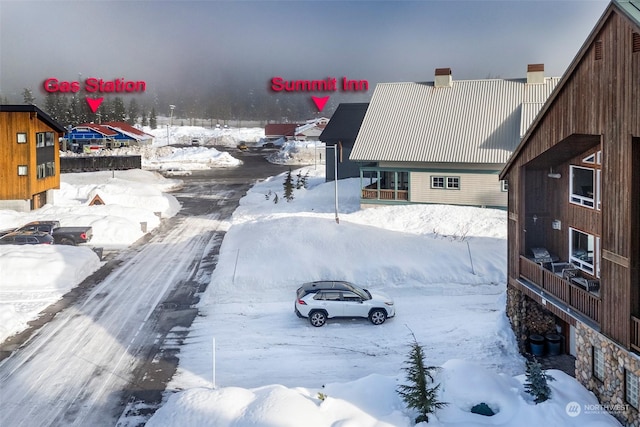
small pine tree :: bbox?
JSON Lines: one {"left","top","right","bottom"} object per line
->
{"left": 22, "top": 88, "right": 35, "bottom": 105}
{"left": 397, "top": 335, "right": 447, "bottom": 424}
{"left": 149, "top": 108, "right": 157, "bottom": 129}
{"left": 301, "top": 170, "right": 309, "bottom": 189}
{"left": 524, "top": 358, "right": 555, "bottom": 404}
{"left": 295, "top": 170, "right": 302, "bottom": 189}
{"left": 283, "top": 168, "right": 294, "bottom": 202}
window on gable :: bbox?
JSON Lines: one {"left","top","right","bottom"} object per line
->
{"left": 595, "top": 40, "right": 603, "bottom": 60}
{"left": 17, "top": 165, "right": 28, "bottom": 176}
{"left": 633, "top": 32, "right": 640, "bottom": 53}
{"left": 583, "top": 153, "right": 596, "bottom": 164}
{"left": 17, "top": 133, "right": 27, "bottom": 144}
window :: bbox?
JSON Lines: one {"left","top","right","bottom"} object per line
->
{"left": 35, "top": 132, "right": 55, "bottom": 148}
{"left": 37, "top": 164, "right": 46, "bottom": 179}
{"left": 596, "top": 169, "right": 601, "bottom": 210}
{"left": 447, "top": 177, "right": 460, "bottom": 189}
{"left": 45, "top": 132, "right": 55, "bottom": 147}
{"left": 314, "top": 291, "right": 341, "bottom": 301}
{"left": 17, "top": 165, "right": 28, "bottom": 176}
{"left": 626, "top": 369, "right": 639, "bottom": 409}
{"left": 570, "top": 165, "right": 595, "bottom": 208}
{"left": 46, "top": 162, "right": 55, "bottom": 177}
{"left": 17, "top": 133, "right": 27, "bottom": 143}
{"left": 36, "top": 162, "right": 56, "bottom": 179}
{"left": 501, "top": 180, "right": 508, "bottom": 192}
{"left": 570, "top": 228, "right": 599, "bottom": 276}
{"left": 431, "top": 176, "right": 460, "bottom": 190}
{"left": 593, "top": 346, "right": 605, "bottom": 381}
{"left": 36, "top": 133, "right": 45, "bottom": 148}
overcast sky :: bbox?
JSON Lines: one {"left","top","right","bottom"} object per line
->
{"left": 0, "top": 0, "right": 610, "bottom": 104}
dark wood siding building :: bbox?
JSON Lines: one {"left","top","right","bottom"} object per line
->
{"left": 500, "top": 1, "right": 640, "bottom": 424}
{"left": 0, "top": 105, "right": 65, "bottom": 211}
{"left": 320, "top": 103, "right": 369, "bottom": 181}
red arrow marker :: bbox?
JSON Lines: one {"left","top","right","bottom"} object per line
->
{"left": 86, "top": 97, "right": 104, "bottom": 113}
{"left": 311, "top": 96, "right": 329, "bottom": 112}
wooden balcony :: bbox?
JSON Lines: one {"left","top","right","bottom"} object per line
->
{"left": 361, "top": 187, "right": 408, "bottom": 201}
{"left": 632, "top": 316, "right": 640, "bottom": 353}
{"left": 519, "top": 255, "right": 601, "bottom": 325}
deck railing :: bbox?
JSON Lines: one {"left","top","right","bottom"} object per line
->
{"left": 519, "top": 256, "right": 601, "bottom": 325}
{"left": 632, "top": 317, "right": 640, "bottom": 353}
{"left": 361, "top": 188, "right": 408, "bottom": 201}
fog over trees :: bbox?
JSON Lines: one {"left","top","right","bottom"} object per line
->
{"left": 7, "top": 79, "right": 370, "bottom": 128}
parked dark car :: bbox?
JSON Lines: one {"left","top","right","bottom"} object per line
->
{"left": 0, "top": 231, "right": 54, "bottom": 245}
{"left": 0, "top": 221, "right": 92, "bottom": 246}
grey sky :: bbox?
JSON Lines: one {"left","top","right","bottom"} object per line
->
{"left": 0, "top": 0, "right": 609, "bottom": 103}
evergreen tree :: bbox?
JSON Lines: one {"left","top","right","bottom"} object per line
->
{"left": 113, "top": 97, "right": 126, "bottom": 122}
{"left": 149, "top": 107, "right": 157, "bottom": 129}
{"left": 43, "top": 93, "right": 67, "bottom": 124}
{"left": 127, "top": 98, "right": 140, "bottom": 125}
{"left": 295, "top": 170, "right": 303, "bottom": 189}
{"left": 397, "top": 336, "right": 447, "bottom": 424}
{"left": 141, "top": 110, "right": 148, "bottom": 127}
{"left": 22, "top": 88, "right": 35, "bottom": 104}
{"left": 283, "top": 168, "right": 295, "bottom": 202}
{"left": 524, "top": 358, "right": 555, "bottom": 404}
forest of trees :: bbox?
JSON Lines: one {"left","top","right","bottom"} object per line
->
{"left": 6, "top": 84, "right": 369, "bottom": 129}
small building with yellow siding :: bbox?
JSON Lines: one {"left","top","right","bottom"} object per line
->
{"left": 0, "top": 105, "right": 66, "bottom": 211}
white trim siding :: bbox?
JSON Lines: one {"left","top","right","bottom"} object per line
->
{"left": 411, "top": 171, "right": 506, "bottom": 207}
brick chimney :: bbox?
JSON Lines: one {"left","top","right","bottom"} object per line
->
{"left": 527, "top": 63, "right": 545, "bottom": 84}
{"left": 434, "top": 68, "right": 452, "bottom": 88}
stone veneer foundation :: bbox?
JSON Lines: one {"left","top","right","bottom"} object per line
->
{"left": 507, "top": 286, "right": 640, "bottom": 425}
{"left": 506, "top": 287, "right": 556, "bottom": 353}
{"left": 575, "top": 322, "right": 640, "bottom": 426}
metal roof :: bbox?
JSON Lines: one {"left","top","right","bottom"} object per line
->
{"left": 616, "top": 0, "right": 640, "bottom": 26}
{"left": 320, "top": 103, "right": 369, "bottom": 142}
{"left": 350, "top": 77, "right": 560, "bottom": 164}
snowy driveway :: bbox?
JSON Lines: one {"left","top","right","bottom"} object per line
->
{"left": 0, "top": 159, "right": 287, "bottom": 426}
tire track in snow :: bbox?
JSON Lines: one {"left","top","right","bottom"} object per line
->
{"left": 0, "top": 184, "right": 244, "bottom": 427}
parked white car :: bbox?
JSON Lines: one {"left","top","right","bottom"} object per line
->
{"left": 294, "top": 281, "right": 395, "bottom": 327}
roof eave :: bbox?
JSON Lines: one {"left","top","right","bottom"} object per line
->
{"left": 500, "top": 1, "right": 627, "bottom": 179}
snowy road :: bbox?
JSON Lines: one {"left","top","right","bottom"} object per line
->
{"left": 0, "top": 153, "right": 289, "bottom": 427}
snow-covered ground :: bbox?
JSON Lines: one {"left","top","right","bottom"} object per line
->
{"left": 0, "top": 126, "right": 621, "bottom": 426}
{"left": 147, "top": 166, "right": 619, "bottom": 426}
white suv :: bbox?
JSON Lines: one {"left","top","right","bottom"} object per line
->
{"left": 294, "top": 281, "right": 395, "bottom": 327}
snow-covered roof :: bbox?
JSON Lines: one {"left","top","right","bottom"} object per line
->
{"left": 102, "top": 122, "right": 153, "bottom": 141}
{"left": 74, "top": 123, "right": 119, "bottom": 136}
